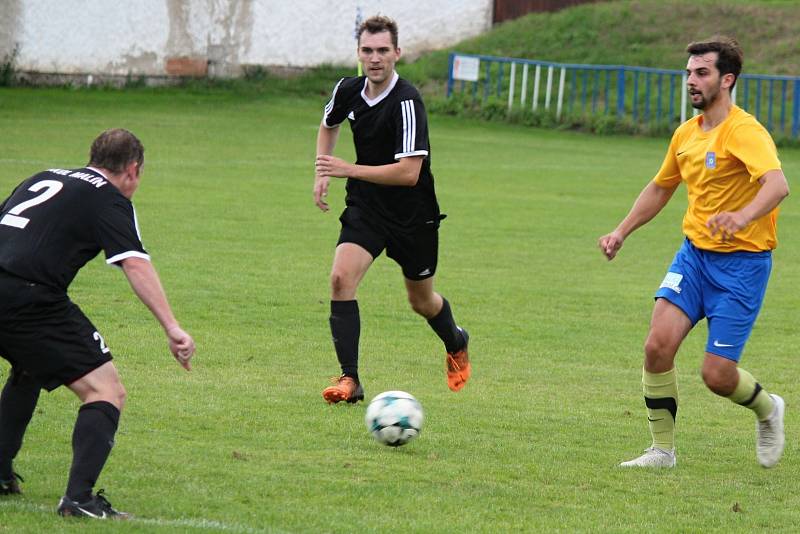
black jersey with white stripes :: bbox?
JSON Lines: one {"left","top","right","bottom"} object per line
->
{"left": 322, "top": 73, "right": 440, "bottom": 229}
{"left": 0, "top": 167, "right": 149, "bottom": 291}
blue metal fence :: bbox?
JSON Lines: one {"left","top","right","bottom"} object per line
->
{"left": 447, "top": 52, "right": 800, "bottom": 138}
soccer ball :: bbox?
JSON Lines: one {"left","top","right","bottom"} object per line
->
{"left": 365, "top": 391, "right": 424, "bottom": 447}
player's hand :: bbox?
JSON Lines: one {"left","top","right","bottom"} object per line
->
{"left": 315, "top": 155, "right": 352, "bottom": 179}
{"left": 707, "top": 211, "right": 748, "bottom": 241}
{"left": 598, "top": 231, "right": 624, "bottom": 261}
{"left": 314, "top": 174, "right": 330, "bottom": 212}
{"left": 166, "top": 325, "right": 195, "bottom": 371}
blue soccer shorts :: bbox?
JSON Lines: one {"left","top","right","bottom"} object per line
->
{"left": 654, "top": 238, "right": 772, "bottom": 362}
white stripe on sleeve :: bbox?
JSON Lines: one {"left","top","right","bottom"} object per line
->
{"left": 401, "top": 100, "right": 409, "bottom": 153}
{"left": 409, "top": 101, "right": 416, "bottom": 152}
{"left": 401, "top": 99, "right": 418, "bottom": 154}
{"left": 323, "top": 78, "right": 345, "bottom": 128}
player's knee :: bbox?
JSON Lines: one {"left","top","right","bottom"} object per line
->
{"left": 643, "top": 337, "right": 679, "bottom": 374}
{"left": 644, "top": 336, "right": 673, "bottom": 363}
{"left": 105, "top": 381, "right": 127, "bottom": 411}
{"left": 407, "top": 294, "right": 424, "bottom": 314}
{"left": 701, "top": 364, "right": 735, "bottom": 396}
{"left": 701, "top": 368, "right": 728, "bottom": 395}
{"left": 330, "top": 269, "right": 355, "bottom": 297}
{"left": 112, "top": 380, "right": 127, "bottom": 410}
{"left": 407, "top": 293, "right": 434, "bottom": 317}
{"left": 329, "top": 270, "right": 346, "bottom": 294}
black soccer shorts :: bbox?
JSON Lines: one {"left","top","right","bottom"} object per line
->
{"left": 337, "top": 206, "right": 440, "bottom": 281}
{"left": 0, "top": 272, "right": 113, "bottom": 391}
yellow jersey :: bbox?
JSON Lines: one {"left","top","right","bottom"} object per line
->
{"left": 652, "top": 105, "right": 782, "bottom": 252}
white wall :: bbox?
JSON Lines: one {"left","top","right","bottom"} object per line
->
{"left": 1, "top": 0, "right": 493, "bottom": 76}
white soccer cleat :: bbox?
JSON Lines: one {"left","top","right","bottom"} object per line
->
{"left": 756, "top": 394, "right": 785, "bottom": 468}
{"left": 619, "top": 447, "right": 676, "bottom": 468}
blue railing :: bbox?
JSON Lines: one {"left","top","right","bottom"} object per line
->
{"left": 447, "top": 52, "right": 800, "bottom": 138}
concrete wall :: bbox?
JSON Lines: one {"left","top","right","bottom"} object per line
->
{"left": 0, "top": 0, "right": 493, "bottom": 78}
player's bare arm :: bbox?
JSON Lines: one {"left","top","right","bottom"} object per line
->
{"left": 314, "top": 123, "right": 341, "bottom": 211}
{"left": 599, "top": 181, "right": 679, "bottom": 260}
{"left": 120, "top": 256, "right": 195, "bottom": 370}
{"left": 315, "top": 154, "right": 423, "bottom": 187}
{"left": 707, "top": 169, "right": 789, "bottom": 241}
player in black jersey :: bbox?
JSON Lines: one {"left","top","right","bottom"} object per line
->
{"left": 314, "top": 15, "right": 470, "bottom": 403}
{"left": 0, "top": 129, "right": 195, "bottom": 518}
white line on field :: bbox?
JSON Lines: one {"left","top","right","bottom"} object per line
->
{"left": 0, "top": 500, "right": 290, "bottom": 533}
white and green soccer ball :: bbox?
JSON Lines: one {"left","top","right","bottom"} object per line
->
{"left": 365, "top": 391, "right": 424, "bottom": 447}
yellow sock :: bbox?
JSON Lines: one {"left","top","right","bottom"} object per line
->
{"left": 643, "top": 368, "right": 678, "bottom": 451}
{"left": 727, "top": 368, "right": 774, "bottom": 421}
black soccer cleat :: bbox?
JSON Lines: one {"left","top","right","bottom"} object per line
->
{"left": 0, "top": 472, "right": 23, "bottom": 495}
{"left": 57, "top": 489, "right": 130, "bottom": 519}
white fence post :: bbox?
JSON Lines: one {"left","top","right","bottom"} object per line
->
{"left": 521, "top": 64, "right": 529, "bottom": 107}
{"left": 556, "top": 67, "right": 566, "bottom": 119}
{"left": 508, "top": 62, "right": 516, "bottom": 111}
{"left": 532, "top": 65, "right": 541, "bottom": 111}
{"left": 680, "top": 73, "right": 687, "bottom": 123}
{"left": 545, "top": 65, "right": 554, "bottom": 110}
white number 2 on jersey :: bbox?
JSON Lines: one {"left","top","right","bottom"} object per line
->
{"left": 0, "top": 180, "right": 64, "bottom": 229}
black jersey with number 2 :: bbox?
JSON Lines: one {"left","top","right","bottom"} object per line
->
{"left": 323, "top": 73, "right": 441, "bottom": 230}
{"left": 0, "top": 167, "right": 149, "bottom": 291}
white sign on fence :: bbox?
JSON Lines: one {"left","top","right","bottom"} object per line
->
{"left": 452, "top": 55, "right": 480, "bottom": 82}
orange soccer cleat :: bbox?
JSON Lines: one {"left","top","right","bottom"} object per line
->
{"left": 446, "top": 328, "right": 471, "bottom": 392}
{"left": 322, "top": 375, "right": 365, "bottom": 404}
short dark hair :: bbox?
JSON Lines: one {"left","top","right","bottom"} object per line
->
{"left": 88, "top": 128, "right": 144, "bottom": 173}
{"left": 686, "top": 36, "right": 743, "bottom": 89}
{"left": 357, "top": 15, "right": 398, "bottom": 48}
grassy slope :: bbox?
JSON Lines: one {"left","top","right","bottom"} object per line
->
{"left": 401, "top": 0, "right": 800, "bottom": 87}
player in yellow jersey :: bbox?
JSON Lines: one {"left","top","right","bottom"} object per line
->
{"left": 598, "top": 37, "right": 789, "bottom": 468}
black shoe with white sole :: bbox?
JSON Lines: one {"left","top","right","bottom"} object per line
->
{"left": 57, "top": 490, "right": 130, "bottom": 519}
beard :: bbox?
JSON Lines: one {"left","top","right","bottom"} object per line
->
{"left": 690, "top": 84, "right": 721, "bottom": 110}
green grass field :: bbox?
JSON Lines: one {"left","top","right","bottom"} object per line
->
{"left": 0, "top": 86, "right": 800, "bottom": 533}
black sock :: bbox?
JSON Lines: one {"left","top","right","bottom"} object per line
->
{"left": 0, "top": 369, "right": 41, "bottom": 480}
{"left": 427, "top": 297, "right": 465, "bottom": 353}
{"left": 330, "top": 300, "right": 360, "bottom": 381}
{"left": 65, "top": 401, "right": 120, "bottom": 503}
